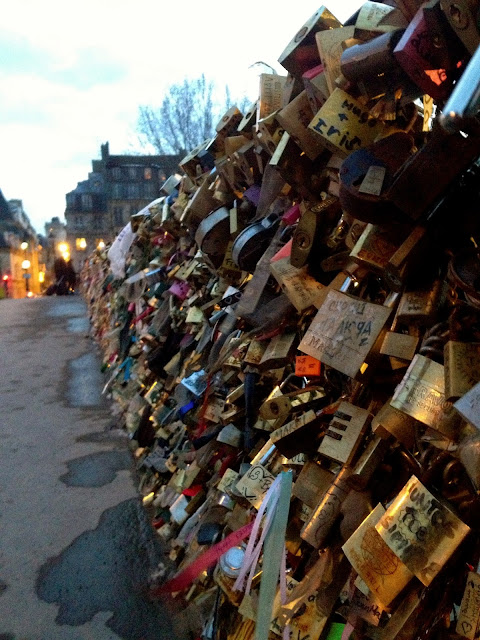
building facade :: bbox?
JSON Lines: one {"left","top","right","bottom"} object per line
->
{"left": 65, "top": 142, "right": 181, "bottom": 271}
{"left": 0, "top": 191, "right": 42, "bottom": 299}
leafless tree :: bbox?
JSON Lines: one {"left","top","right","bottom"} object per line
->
{"left": 137, "top": 75, "right": 250, "bottom": 155}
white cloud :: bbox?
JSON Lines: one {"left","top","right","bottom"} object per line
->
{"left": 1, "top": 0, "right": 363, "bottom": 233}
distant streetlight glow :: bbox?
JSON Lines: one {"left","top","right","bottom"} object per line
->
{"left": 21, "top": 259, "right": 31, "bottom": 270}
{"left": 21, "top": 241, "right": 28, "bottom": 251}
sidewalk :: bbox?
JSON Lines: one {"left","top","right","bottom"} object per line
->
{"left": 0, "top": 296, "right": 176, "bottom": 640}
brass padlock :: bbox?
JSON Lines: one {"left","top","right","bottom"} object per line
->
{"left": 276, "top": 90, "right": 326, "bottom": 160}
{"left": 317, "top": 401, "right": 371, "bottom": 465}
{"left": 290, "top": 197, "right": 341, "bottom": 268}
{"left": 278, "top": 7, "right": 341, "bottom": 78}
{"left": 309, "top": 88, "right": 386, "bottom": 158}
{"left": 315, "top": 25, "right": 357, "bottom": 95}
{"left": 302, "top": 64, "right": 329, "bottom": 115}
{"left": 343, "top": 31, "right": 413, "bottom": 96}
{"left": 444, "top": 341, "right": 480, "bottom": 401}
{"left": 269, "top": 131, "right": 328, "bottom": 201}
{"left": 298, "top": 289, "right": 392, "bottom": 379}
{"left": 257, "top": 73, "right": 288, "bottom": 121}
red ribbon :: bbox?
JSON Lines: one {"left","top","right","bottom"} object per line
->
{"left": 152, "top": 521, "right": 254, "bottom": 595}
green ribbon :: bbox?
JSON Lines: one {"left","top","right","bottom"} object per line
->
{"left": 255, "top": 470, "right": 293, "bottom": 640}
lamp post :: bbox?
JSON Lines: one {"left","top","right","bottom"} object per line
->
{"left": 22, "top": 259, "right": 31, "bottom": 295}
{"left": 20, "top": 242, "right": 31, "bottom": 296}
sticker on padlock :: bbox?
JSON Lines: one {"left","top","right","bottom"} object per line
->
{"left": 295, "top": 355, "right": 322, "bottom": 377}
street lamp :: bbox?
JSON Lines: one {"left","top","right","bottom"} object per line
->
{"left": 22, "top": 259, "right": 31, "bottom": 295}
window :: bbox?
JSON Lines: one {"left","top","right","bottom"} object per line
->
{"left": 144, "top": 183, "right": 156, "bottom": 199}
{"left": 144, "top": 167, "right": 152, "bottom": 180}
{"left": 158, "top": 170, "right": 167, "bottom": 181}
{"left": 112, "top": 183, "right": 123, "bottom": 198}
{"left": 112, "top": 167, "right": 121, "bottom": 180}
{"left": 113, "top": 207, "right": 124, "bottom": 226}
{"left": 127, "top": 184, "right": 139, "bottom": 198}
{"left": 92, "top": 215, "right": 102, "bottom": 230}
{"left": 75, "top": 215, "right": 85, "bottom": 229}
{"left": 81, "top": 194, "right": 93, "bottom": 210}
{"left": 76, "top": 238, "right": 87, "bottom": 250}
{"left": 66, "top": 193, "right": 76, "bottom": 208}
{"left": 128, "top": 166, "right": 138, "bottom": 180}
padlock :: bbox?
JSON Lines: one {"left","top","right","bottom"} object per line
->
{"left": 340, "top": 29, "right": 421, "bottom": 105}
{"left": 342, "top": 503, "right": 415, "bottom": 606}
{"left": 257, "top": 74, "right": 288, "bottom": 122}
{"left": 298, "top": 289, "right": 392, "bottom": 379}
{"left": 444, "top": 340, "right": 480, "bottom": 401}
{"left": 232, "top": 140, "right": 262, "bottom": 186}
{"left": 375, "top": 475, "right": 470, "bottom": 586}
{"left": 315, "top": 25, "right": 357, "bottom": 95}
{"left": 292, "top": 461, "right": 335, "bottom": 509}
{"left": 257, "top": 331, "right": 297, "bottom": 371}
{"left": 440, "top": 0, "right": 480, "bottom": 55}
{"left": 387, "top": 123, "right": 480, "bottom": 223}
{"left": 179, "top": 138, "right": 214, "bottom": 182}
{"left": 278, "top": 7, "right": 341, "bottom": 78}
{"left": 317, "top": 401, "right": 371, "bottom": 465}
{"left": 269, "top": 131, "right": 329, "bottom": 201}
{"left": 396, "top": 281, "right": 445, "bottom": 327}
{"left": 338, "top": 131, "right": 416, "bottom": 225}
{"left": 270, "top": 409, "right": 321, "bottom": 459}
{"left": 309, "top": 88, "right": 387, "bottom": 158}
{"left": 354, "top": 0, "right": 409, "bottom": 36}
{"left": 300, "top": 465, "right": 353, "bottom": 548}
{"left": 290, "top": 196, "right": 342, "bottom": 268}
{"left": 393, "top": 0, "right": 466, "bottom": 101}
{"left": 302, "top": 64, "right": 330, "bottom": 115}
{"left": 349, "top": 220, "right": 412, "bottom": 281}
{"left": 254, "top": 111, "right": 284, "bottom": 156}
{"left": 391, "top": 353, "right": 448, "bottom": 430}
{"left": 270, "top": 256, "right": 326, "bottom": 312}
{"left": 276, "top": 90, "right": 326, "bottom": 160}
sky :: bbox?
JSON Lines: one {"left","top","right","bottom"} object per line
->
{"left": 1, "top": 0, "right": 364, "bottom": 234}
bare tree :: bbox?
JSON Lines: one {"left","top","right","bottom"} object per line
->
{"left": 137, "top": 74, "right": 251, "bottom": 155}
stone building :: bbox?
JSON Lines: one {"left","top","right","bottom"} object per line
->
{"left": 0, "top": 191, "right": 42, "bottom": 299}
{"left": 65, "top": 142, "right": 181, "bottom": 270}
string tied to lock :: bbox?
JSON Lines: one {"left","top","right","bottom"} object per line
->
{"left": 233, "top": 470, "right": 293, "bottom": 640}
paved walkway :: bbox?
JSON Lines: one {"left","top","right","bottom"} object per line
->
{"left": 0, "top": 296, "right": 176, "bottom": 640}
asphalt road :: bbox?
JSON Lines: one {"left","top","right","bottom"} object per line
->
{"left": 0, "top": 296, "right": 177, "bottom": 640}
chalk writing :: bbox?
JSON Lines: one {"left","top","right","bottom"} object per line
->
{"left": 376, "top": 476, "right": 470, "bottom": 586}
{"left": 236, "top": 464, "right": 276, "bottom": 510}
{"left": 457, "top": 572, "right": 480, "bottom": 639}
{"left": 298, "top": 289, "right": 391, "bottom": 378}
{"left": 343, "top": 504, "right": 414, "bottom": 606}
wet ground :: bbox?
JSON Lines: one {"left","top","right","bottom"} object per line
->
{"left": 0, "top": 296, "right": 177, "bottom": 640}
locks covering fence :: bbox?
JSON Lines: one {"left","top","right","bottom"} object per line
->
{"left": 81, "top": 3, "right": 480, "bottom": 638}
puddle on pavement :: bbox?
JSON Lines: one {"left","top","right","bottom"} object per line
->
{"left": 36, "top": 499, "right": 176, "bottom": 640}
{"left": 60, "top": 451, "right": 133, "bottom": 488}
{"left": 46, "top": 299, "right": 86, "bottom": 318}
{"left": 67, "top": 353, "right": 106, "bottom": 407}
